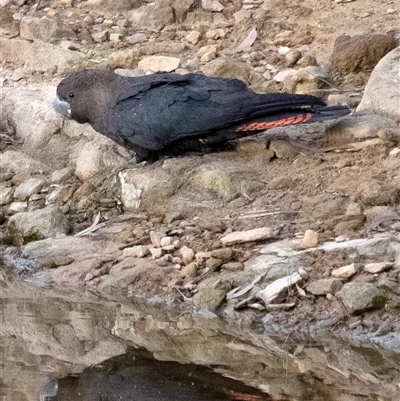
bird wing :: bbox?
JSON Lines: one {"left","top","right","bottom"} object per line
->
{"left": 110, "top": 73, "right": 324, "bottom": 151}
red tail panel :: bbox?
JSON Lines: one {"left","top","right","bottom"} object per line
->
{"left": 235, "top": 113, "right": 313, "bottom": 132}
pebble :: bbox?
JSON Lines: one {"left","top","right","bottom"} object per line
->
{"left": 364, "top": 262, "right": 393, "bottom": 274}
{"left": 206, "top": 256, "right": 223, "bottom": 271}
{"left": 180, "top": 246, "right": 195, "bottom": 265}
{"left": 221, "top": 262, "right": 243, "bottom": 271}
{"left": 186, "top": 30, "right": 201, "bottom": 45}
{"left": 180, "top": 262, "right": 197, "bottom": 278}
{"left": 302, "top": 229, "right": 318, "bottom": 248}
{"left": 210, "top": 247, "right": 234, "bottom": 261}
{"left": 220, "top": 227, "right": 274, "bottom": 246}
{"left": 332, "top": 263, "right": 357, "bottom": 278}
{"left": 150, "top": 230, "right": 162, "bottom": 247}
{"left": 123, "top": 245, "right": 149, "bottom": 258}
{"left": 160, "top": 236, "right": 173, "bottom": 247}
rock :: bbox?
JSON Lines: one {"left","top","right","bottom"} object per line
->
{"left": 125, "top": 33, "right": 147, "bottom": 44}
{"left": 138, "top": 56, "right": 180, "bottom": 72}
{"left": 170, "top": 0, "right": 196, "bottom": 23}
{"left": 7, "top": 205, "right": 69, "bottom": 246}
{"left": 336, "top": 283, "right": 387, "bottom": 314}
{"left": 51, "top": 167, "right": 74, "bottom": 184}
{"left": 221, "top": 262, "right": 243, "bottom": 271}
{"left": 331, "top": 263, "right": 357, "bottom": 278}
{"left": 13, "top": 177, "right": 47, "bottom": 201}
{"left": 256, "top": 272, "right": 302, "bottom": 304}
{"left": 269, "top": 140, "right": 299, "bottom": 160}
{"left": 329, "top": 34, "right": 396, "bottom": 73}
{"left": 186, "top": 30, "right": 201, "bottom": 45}
{"left": 0, "top": 38, "right": 82, "bottom": 71}
{"left": 160, "top": 236, "right": 173, "bottom": 247}
{"left": 149, "top": 247, "right": 164, "bottom": 259}
{"left": 0, "top": 151, "right": 48, "bottom": 175}
{"left": 128, "top": 4, "right": 174, "bottom": 32}
{"left": 193, "top": 217, "right": 224, "bottom": 233}
{"left": 205, "top": 256, "right": 223, "bottom": 271}
{"left": 84, "top": 0, "right": 141, "bottom": 12}
{"left": 285, "top": 49, "right": 302, "bottom": 67}
{"left": 302, "top": 229, "right": 319, "bottom": 248}
{"left": 0, "top": 186, "right": 14, "bottom": 206}
{"left": 202, "top": 57, "right": 252, "bottom": 84}
{"left": 180, "top": 261, "right": 197, "bottom": 278}
{"left": 8, "top": 202, "right": 28, "bottom": 213}
{"left": 201, "top": 0, "right": 224, "bottom": 12}
{"left": 193, "top": 278, "right": 228, "bottom": 311}
{"left": 210, "top": 247, "right": 234, "bottom": 261}
{"left": 221, "top": 227, "right": 274, "bottom": 245}
{"left": 364, "top": 262, "right": 394, "bottom": 274}
{"left": 180, "top": 245, "right": 195, "bottom": 265}
{"left": 91, "top": 30, "right": 108, "bottom": 43}
{"left": 20, "top": 16, "right": 77, "bottom": 44}
{"left": 195, "top": 251, "right": 212, "bottom": 263}
{"left": 306, "top": 279, "right": 343, "bottom": 295}
{"left": 282, "top": 66, "right": 329, "bottom": 95}
{"left": 123, "top": 245, "right": 149, "bottom": 258}
{"left": 357, "top": 47, "right": 400, "bottom": 124}
{"left": 150, "top": 230, "right": 162, "bottom": 247}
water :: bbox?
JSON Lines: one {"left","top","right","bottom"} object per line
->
{"left": 1, "top": 272, "right": 399, "bottom": 401}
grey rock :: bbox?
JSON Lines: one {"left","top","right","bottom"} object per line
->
{"left": 357, "top": 47, "right": 400, "bottom": 124}
{"left": 128, "top": 4, "right": 174, "bottom": 32}
{"left": 193, "top": 278, "right": 228, "bottom": 311}
{"left": 336, "top": 282, "right": 387, "bottom": 315}
{"left": 306, "top": 279, "right": 343, "bottom": 295}
{"left": 51, "top": 167, "right": 74, "bottom": 184}
{"left": 20, "top": 16, "right": 76, "bottom": 44}
{"left": 201, "top": 0, "right": 224, "bottom": 12}
{"left": 0, "top": 185, "right": 14, "bottom": 206}
{"left": 7, "top": 205, "right": 69, "bottom": 246}
{"left": 256, "top": 272, "right": 302, "bottom": 304}
{"left": 13, "top": 177, "right": 47, "bottom": 201}
{"left": 221, "top": 227, "right": 274, "bottom": 245}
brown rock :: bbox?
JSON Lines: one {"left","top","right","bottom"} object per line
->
{"left": 329, "top": 34, "right": 396, "bottom": 73}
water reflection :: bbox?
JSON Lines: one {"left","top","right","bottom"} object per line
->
{"left": 1, "top": 272, "right": 399, "bottom": 401}
{"left": 41, "top": 349, "right": 270, "bottom": 401}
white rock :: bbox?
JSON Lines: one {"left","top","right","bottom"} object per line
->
{"left": 302, "top": 229, "right": 318, "bottom": 248}
{"left": 256, "top": 272, "right": 302, "bottom": 304}
{"left": 123, "top": 245, "right": 149, "bottom": 258}
{"left": 273, "top": 69, "right": 296, "bottom": 82}
{"left": 186, "top": 30, "right": 201, "bottom": 45}
{"left": 180, "top": 245, "right": 195, "bottom": 265}
{"left": 138, "top": 56, "right": 180, "bottom": 73}
{"left": 160, "top": 236, "right": 173, "bottom": 247}
{"left": 331, "top": 263, "right": 357, "bottom": 278}
{"left": 364, "top": 262, "right": 394, "bottom": 274}
{"left": 220, "top": 227, "right": 273, "bottom": 246}
{"left": 8, "top": 202, "right": 28, "bottom": 213}
{"left": 201, "top": 0, "right": 224, "bottom": 12}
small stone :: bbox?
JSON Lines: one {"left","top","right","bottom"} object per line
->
{"left": 332, "top": 263, "right": 357, "bottom": 278}
{"left": 195, "top": 251, "right": 212, "bottom": 263}
{"left": 51, "top": 167, "right": 74, "bottom": 184}
{"left": 306, "top": 279, "right": 343, "bottom": 295}
{"left": 256, "top": 272, "right": 302, "bottom": 304}
{"left": 336, "top": 283, "right": 387, "bottom": 315}
{"left": 149, "top": 247, "right": 164, "bottom": 259}
{"left": 14, "top": 177, "right": 46, "bottom": 201}
{"left": 162, "top": 245, "right": 175, "bottom": 252}
{"left": 210, "top": 247, "right": 234, "bottom": 261}
{"left": 201, "top": 0, "right": 224, "bottom": 12}
{"left": 389, "top": 147, "right": 400, "bottom": 157}
{"left": 91, "top": 30, "right": 108, "bottom": 42}
{"left": 160, "top": 236, "right": 173, "bottom": 247}
{"left": 302, "top": 229, "right": 318, "bottom": 248}
{"left": 150, "top": 230, "right": 162, "bottom": 247}
{"left": 125, "top": 33, "right": 147, "bottom": 44}
{"left": 180, "top": 262, "right": 197, "bottom": 278}
{"left": 205, "top": 28, "right": 225, "bottom": 40}
{"left": 220, "top": 227, "right": 274, "bottom": 245}
{"left": 109, "top": 33, "right": 122, "bottom": 42}
{"left": 0, "top": 186, "right": 14, "bottom": 206}
{"left": 221, "top": 262, "right": 243, "bottom": 271}
{"left": 285, "top": 49, "right": 302, "bottom": 67}
{"left": 186, "top": 30, "right": 201, "bottom": 45}
{"left": 180, "top": 245, "right": 195, "bottom": 265}
{"left": 278, "top": 46, "right": 291, "bottom": 55}
{"left": 193, "top": 217, "right": 224, "bottom": 233}
{"left": 8, "top": 202, "right": 28, "bottom": 213}
{"left": 206, "top": 256, "right": 223, "bottom": 271}
{"left": 54, "top": 255, "right": 74, "bottom": 266}
{"left": 123, "top": 245, "right": 149, "bottom": 258}
{"left": 138, "top": 56, "right": 180, "bottom": 73}
{"left": 364, "top": 262, "right": 393, "bottom": 274}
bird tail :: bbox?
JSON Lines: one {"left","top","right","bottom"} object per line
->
{"left": 235, "top": 105, "right": 351, "bottom": 132}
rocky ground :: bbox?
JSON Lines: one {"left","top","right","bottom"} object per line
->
{"left": 1, "top": 0, "right": 400, "bottom": 397}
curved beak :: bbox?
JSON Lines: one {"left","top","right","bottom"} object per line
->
{"left": 53, "top": 96, "right": 71, "bottom": 118}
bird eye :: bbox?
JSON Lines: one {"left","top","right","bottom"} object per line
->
{"left": 68, "top": 93, "right": 75, "bottom": 98}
